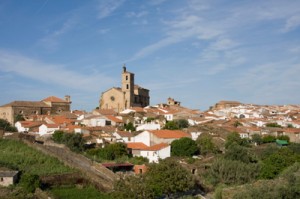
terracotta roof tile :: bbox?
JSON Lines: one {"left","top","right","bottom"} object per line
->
{"left": 117, "top": 131, "right": 133, "bottom": 137}
{"left": 143, "top": 143, "right": 169, "bottom": 151}
{"left": 42, "top": 96, "right": 67, "bottom": 103}
{"left": 149, "top": 130, "right": 190, "bottom": 139}
{"left": 127, "top": 142, "right": 148, "bottom": 149}
{"left": 105, "top": 115, "right": 123, "bottom": 123}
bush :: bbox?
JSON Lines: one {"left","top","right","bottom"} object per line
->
{"left": 20, "top": 173, "right": 40, "bottom": 193}
{"left": 262, "top": 135, "right": 276, "bottom": 143}
{"left": 171, "top": 137, "right": 198, "bottom": 157}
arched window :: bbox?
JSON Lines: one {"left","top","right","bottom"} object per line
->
{"left": 126, "top": 84, "right": 129, "bottom": 89}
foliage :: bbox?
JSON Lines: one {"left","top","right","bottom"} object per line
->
{"left": 124, "top": 122, "right": 136, "bottom": 131}
{"left": 0, "top": 139, "right": 72, "bottom": 175}
{"left": 113, "top": 159, "right": 195, "bottom": 198}
{"left": 164, "top": 119, "right": 189, "bottom": 130}
{"left": 176, "top": 119, "right": 189, "bottom": 129}
{"left": 113, "top": 175, "right": 153, "bottom": 199}
{"left": 52, "top": 131, "right": 85, "bottom": 152}
{"left": 86, "top": 143, "right": 128, "bottom": 161}
{"left": 277, "top": 135, "right": 290, "bottom": 142}
{"left": 145, "top": 159, "right": 195, "bottom": 198}
{"left": 196, "top": 133, "right": 218, "bottom": 155}
{"left": 52, "top": 130, "right": 65, "bottom": 143}
{"left": 0, "top": 118, "right": 17, "bottom": 132}
{"left": 64, "top": 133, "right": 85, "bottom": 152}
{"left": 288, "top": 143, "right": 300, "bottom": 154}
{"left": 225, "top": 132, "right": 249, "bottom": 149}
{"left": 206, "top": 157, "right": 260, "bottom": 186}
{"left": 128, "top": 156, "right": 149, "bottom": 165}
{"left": 224, "top": 143, "right": 257, "bottom": 164}
{"left": 233, "top": 121, "right": 242, "bottom": 127}
{"left": 287, "top": 123, "right": 294, "bottom": 128}
{"left": 265, "top": 123, "right": 282, "bottom": 128}
{"left": 50, "top": 185, "right": 112, "bottom": 199}
{"left": 145, "top": 117, "right": 155, "bottom": 123}
{"left": 262, "top": 135, "right": 276, "bottom": 143}
{"left": 260, "top": 147, "right": 299, "bottom": 179}
{"left": 14, "top": 114, "right": 25, "bottom": 122}
{"left": 251, "top": 134, "right": 263, "bottom": 145}
{"left": 232, "top": 163, "right": 300, "bottom": 199}
{"left": 164, "top": 121, "right": 179, "bottom": 130}
{"left": 171, "top": 137, "right": 198, "bottom": 157}
{"left": 19, "top": 173, "right": 40, "bottom": 193}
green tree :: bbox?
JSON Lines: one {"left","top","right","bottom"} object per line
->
{"left": 266, "top": 123, "right": 282, "bottom": 128}
{"left": 0, "top": 118, "right": 17, "bottom": 132}
{"left": 207, "top": 158, "right": 260, "bottom": 186}
{"left": 113, "top": 175, "right": 153, "bottom": 199}
{"left": 251, "top": 134, "right": 263, "bottom": 145}
{"left": 145, "top": 159, "right": 195, "bottom": 198}
{"left": 224, "top": 143, "right": 256, "bottom": 164}
{"left": 277, "top": 135, "right": 290, "bottom": 142}
{"left": 124, "top": 122, "right": 136, "bottom": 131}
{"left": 52, "top": 130, "right": 65, "bottom": 143}
{"left": 176, "top": 119, "right": 189, "bottom": 129}
{"left": 20, "top": 173, "right": 40, "bottom": 193}
{"left": 171, "top": 137, "right": 198, "bottom": 157}
{"left": 64, "top": 133, "right": 85, "bottom": 152}
{"left": 196, "top": 133, "right": 218, "bottom": 155}
{"left": 262, "top": 135, "right": 276, "bottom": 143}
{"left": 15, "top": 114, "right": 25, "bottom": 122}
{"left": 164, "top": 121, "right": 179, "bottom": 130}
{"left": 260, "top": 147, "right": 299, "bottom": 179}
{"left": 225, "top": 132, "right": 248, "bottom": 149}
{"left": 233, "top": 121, "right": 242, "bottom": 127}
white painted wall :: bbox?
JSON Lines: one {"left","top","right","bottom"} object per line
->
{"left": 140, "top": 145, "right": 171, "bottom": 163}
{"left": 136, "top": 123, "right": 161, "bottom": 131}
{"left": 133, "top": 131, "right": 151, "bottom": 146}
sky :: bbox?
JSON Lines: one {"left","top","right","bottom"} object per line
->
{"left": 0, "top": 0, "right": 300, "bottom": 111}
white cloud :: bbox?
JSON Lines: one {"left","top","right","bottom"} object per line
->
{"left": 0, "top": 50, "right": 116, "bottom": 92}
{"left": 39, "top": 17, "right": 78, "bottom": 50}
{"left": 97, "top": 0, "right": 125, "bottom": 19}
{"left": 126, "top": 11, "right": 148, "bottom": 18}
{"left": 282, "top": 15, "right": 300, "bottom": 32}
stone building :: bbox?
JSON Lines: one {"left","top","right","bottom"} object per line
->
{"left": 0, "top": 171, "right": 19, "bottom": 187}
{"left": 0, "top": 96, "right": 71, "bottom": 124}
{"left": 99, "top": 66, "right": 150, "bottom": 112}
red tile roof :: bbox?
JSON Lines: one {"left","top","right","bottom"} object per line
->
{"left": 42, "top": 96, "right": 67, "bottom": 103}
{"left": 143, "top": 143, "right": 169, "bottom": 151}
{"left": 127, "top": 142, "right": 148, "bottom": 150}
{"left": 105, "top": 115, "right": 123, "bottom": 123}
{"left": 117, "top": 131, "right": 133, "bottom": 137}
{"left": 149, "top": 130, "right": 190, "bottom": 139}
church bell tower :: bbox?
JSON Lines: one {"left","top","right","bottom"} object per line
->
{"left": 121, "top": 65, "right": 134, "bottom": 109}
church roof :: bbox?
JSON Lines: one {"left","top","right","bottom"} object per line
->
{"left": 1, "top": 101, "right": 50, "bottom": 108}
{"left": 42, "top": 96, "right": 67, "bottom": 103}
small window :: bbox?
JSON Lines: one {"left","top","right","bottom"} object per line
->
{"left": 126, "top": 75, "right": 128, "bottom": 80}
{"left": 0, "top": 177, "right": 3, "bottom": 182}
{"left": 126, "top": 84, "right": 129, "bottom": 89}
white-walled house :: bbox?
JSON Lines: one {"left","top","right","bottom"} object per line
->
{"left": 113, "top": 131, "right": 133, "bottom": 143}
{"left": 15, "top": 121, "right": 43, "bottom": 133}
{"left": 140, "top": 143, "right": 171, "bottom": 163}
{"left": 39, "top": 124, "right": 59, "bottom": 136}
{"left": 136, "top": 123, "right": 161, "bottom": 131}
{"left": 127, "top": 142, "right": 171, "bottom": 163}
{"left": 133, "top": 130, "right": 190, "bottom": 147}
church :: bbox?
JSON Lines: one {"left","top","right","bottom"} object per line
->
{"left": 99, "top": 66, "right": 150, "bottom": 112}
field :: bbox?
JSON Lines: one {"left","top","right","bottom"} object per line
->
{"left": 0, "top": 138, "right": 73, "bottom": 175}
{"left": 50, "top": 186, "right": 112, "bottom": 199}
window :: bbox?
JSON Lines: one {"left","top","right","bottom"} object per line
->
{"left": 126, "top": 84, "right": 129, "bottom": 89}
{"left": 19, "top": 110, "right": 23, "bottom": 114}
{"left": 0, "top": 177, "right": 3, "bottom": 182}
{"left": 126, "top": 75, "right": 128, "bottom": 80}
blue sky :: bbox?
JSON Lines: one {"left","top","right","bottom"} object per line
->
{"left": 0, "top": 0, "right": 300, "bottom": 111}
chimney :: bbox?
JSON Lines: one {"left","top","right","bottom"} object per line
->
{"left": 65, "top": 95, "right": 71, "bottom": 103}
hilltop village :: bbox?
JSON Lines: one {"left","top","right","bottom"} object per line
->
{"left": 1, "top": 67, "right": 300, "bottom": 198}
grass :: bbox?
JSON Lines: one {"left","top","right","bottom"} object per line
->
{"left": 0, "top": 139, "right": 73, "bottom": 175}
{"left": 50, "top": 185, "right": 112, "bottom": 199}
